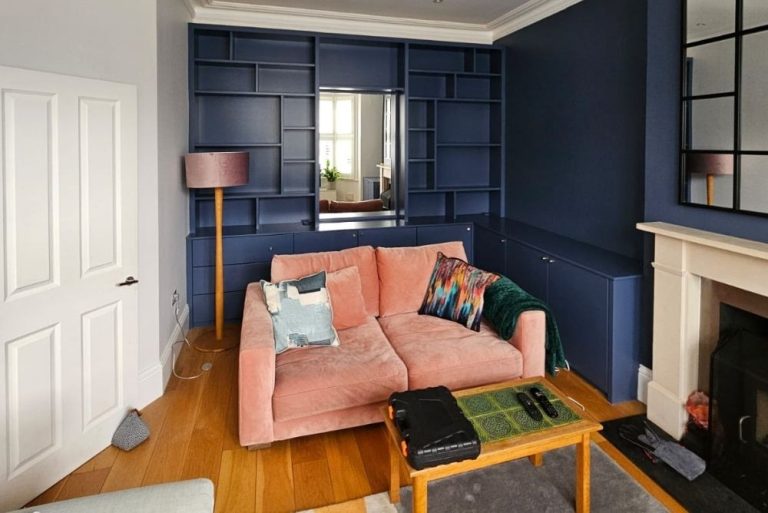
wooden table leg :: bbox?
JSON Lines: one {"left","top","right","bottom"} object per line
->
{"left": 412, "top": 475, "right": 428, "bottom": 513}
{"left": 528, "top": 453, "right": 543, "bottom": 467}
{"left": 388, "top": 437, "right": 400, "bottom": 504}
{"left": 575, "top": 433, "right": 591, "bottom": 513}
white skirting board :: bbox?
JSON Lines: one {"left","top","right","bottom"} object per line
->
{"left": 137, "top": 304, "right": 189, "bottom": 408}
{"left": 637, "top": 364, "right": 652, "bottom": 404}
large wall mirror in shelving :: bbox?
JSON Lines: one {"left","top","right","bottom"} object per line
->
{"left": 681, "top": 0, "right": 768, "bottom": 215}
{"left": 318, "top": 91, "right": 400, "bottom": 218}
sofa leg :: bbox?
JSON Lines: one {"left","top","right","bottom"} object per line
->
{"left": 247, "top": 443, "right": 271, "bottom": 451}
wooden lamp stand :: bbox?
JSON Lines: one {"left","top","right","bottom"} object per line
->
{"left": 185, "top": 152, "right": 249, "bottom": 352}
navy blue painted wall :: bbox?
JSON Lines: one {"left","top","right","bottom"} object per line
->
{"left": 496, "top": 0, "right": 647, "bottom": 260}
{"left": 643, "top": 0, "right": 768, "bottom": 243}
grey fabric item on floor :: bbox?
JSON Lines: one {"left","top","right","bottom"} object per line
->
{"left": 396, "top": 443, "right": 668, "bottom": 513}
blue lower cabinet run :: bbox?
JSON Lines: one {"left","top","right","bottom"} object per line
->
{"left": 192, "top": 290, "right": 247, "bottom": 326}
{"left": 192, "top": 262, "right": 270, "bottom": 295}
{"left": 416, "top": 224, "right": 473, "bottom": 262}
{"left": 191, "top": 234, "right": 292, "bottom": 267}
{"left": 293, "top": 230, "right": 358, "bottom": 253}
{"left": 357, "top": 227, "right": 417, "bottom": 248}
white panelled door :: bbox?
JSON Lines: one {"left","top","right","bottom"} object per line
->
{"left": 0, "top": 66, "right": 138, "bottom": 510}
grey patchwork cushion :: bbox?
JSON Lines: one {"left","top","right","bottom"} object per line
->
{"left": 261, "top": 271, "right": 340, "bottom": 354}
{"left": 111, "top": 410, "right": 150, "bottom": 451}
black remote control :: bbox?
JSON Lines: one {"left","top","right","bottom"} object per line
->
{"left": 516, "top": 392, "right": 543, "bottom": 421}
{"left": 529, "top": 387, "right": 559, "bottom": 418}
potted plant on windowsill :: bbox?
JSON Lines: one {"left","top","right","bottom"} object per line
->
{"left": 321, "top": 160, "right": 341, "bottom": 191}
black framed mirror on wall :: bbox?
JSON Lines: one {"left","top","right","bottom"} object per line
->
{"left": 681, "top": 0, "right": 768, "bottom": 215}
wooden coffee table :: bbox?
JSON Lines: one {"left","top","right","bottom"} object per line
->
{"left": 383, "top": 377, "right": 602, "bottom": 513}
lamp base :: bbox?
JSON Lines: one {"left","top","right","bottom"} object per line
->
{"left": 190, "top": 323, "right": 241, "bottom": 353}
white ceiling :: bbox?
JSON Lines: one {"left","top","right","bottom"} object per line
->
{"left": 188, "top": 0, "right": 584, "bottom": 44}
{"left": 214, "top": 0, "right": 530, "bottom": 25}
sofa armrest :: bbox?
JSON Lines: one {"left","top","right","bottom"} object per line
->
{"left": 239, "top": 283, "right": 276, "bottom": 447}
{"left": 13, "top": 479, "right": 214, "bottom": 513}
{"left": 506, "top": 310, "right": 546, "bottom": 378}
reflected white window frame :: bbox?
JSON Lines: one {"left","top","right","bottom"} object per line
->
{"left": 319, "top": 92, "right": 359, "bottom": 180}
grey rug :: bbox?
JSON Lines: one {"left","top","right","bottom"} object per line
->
{"left": 396, "top": 443, "right": 668, "bottom": 513}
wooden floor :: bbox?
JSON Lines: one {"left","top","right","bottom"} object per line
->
{"left": 28, "top": 326, "right": 686, "bottom": 512}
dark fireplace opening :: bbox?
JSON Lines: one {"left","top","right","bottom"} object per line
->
{"left": 709, "top": 304, "right": 768, "bottom": 512}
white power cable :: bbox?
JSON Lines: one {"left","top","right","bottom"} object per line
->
{"left": 171, "top": 304, "right": 212, "bottom": 380}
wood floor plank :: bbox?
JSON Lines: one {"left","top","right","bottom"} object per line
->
{"left": 25, "top": 478, "right": 67, "bottom": 506}
{"left": 56, "top": 468, "right": 111, "bottom": 501}
{"left": 141, "top": 347, "right": 209, "bottom": 486}
{"left": 73, "top": 445, "right": 119, "bottom": 474}
{"left": 100, "top": 397, "right": 170, "bottom": 492}
{"left": 222, "top": 358, "right": 241, "bottom": 451}
{"left": 353, "top": 424, "right": 390, "bottom": 494}
{"left": 325, "top": 429, "right": 372, "bottom": 502}
{"left": 257, "top": 441, "right": 296, "bottom": 513}
{"left": 215, "top": 449, "right": 257, "bottom": 513}
{"left": 180, "top": 349, "right": 237, "bottom": 485}
{"left": 293, "top": 459, "right": 335, "bottom": 511}
{"left": 292, "top": 433, "right": 330, "bottom": 464}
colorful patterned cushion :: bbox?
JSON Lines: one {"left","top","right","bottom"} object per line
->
{"left": 419, "top": 252, "right": 500, "bottom": 331}
{"left": 261, "top": 271, "right": 340, "bottom": 353}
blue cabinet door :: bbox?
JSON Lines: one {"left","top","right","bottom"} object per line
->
{"left": 504, "top": 240, "right": 548, "bottom": 301}
{"left": 358, "top": 227, "right": 417, "bottom": 248}
{"left": 192, "top": 262, "right": 270, "bottom": 295}
{"left": 416, "top": 224, "right": 474, "bottom": 262}
{"left": 474, "top": 226, "right": 507, "bottom": 275}
{"left": 547, "top": 259, "right": 608, "bottom": 392}
{"left": 191, "top": 234, "right": 292, "bottom": 267}
{"left": 293, "top": 230, "right": 358, "bottom": 253}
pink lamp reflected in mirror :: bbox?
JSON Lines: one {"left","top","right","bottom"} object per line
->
{"left": 686, "top": 153, "right": 733, "bottom": 207}
{"left": 185, "top": 151, "right": 249, "bottom": 351}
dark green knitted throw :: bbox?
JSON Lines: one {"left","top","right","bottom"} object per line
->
{"left": 483, "top": 276, "right": 566, "bottom": 374}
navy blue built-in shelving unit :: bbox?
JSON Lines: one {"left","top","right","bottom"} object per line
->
{"left": 190, "top": 28, "right": 319, "bottom": 234}
{"left": 187, "top": 24, "right": 503, "bottom": 328}
{"left": 406, "top": 44, "right": 504, "bottom": 220}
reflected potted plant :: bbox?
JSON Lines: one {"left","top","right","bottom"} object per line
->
{"left": 321, "top": 160, "right": 341, "bottom": 190}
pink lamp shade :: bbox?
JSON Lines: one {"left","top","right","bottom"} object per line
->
{"left": 685, "top": 153, "right": 733, "bottom": 176}
{"left": 185, "top": 151, "right": 249, "bottom": 188}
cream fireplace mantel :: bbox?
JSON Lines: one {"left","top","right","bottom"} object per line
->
{"left": 637, "top": 222, "right": 768, "bottom": 439}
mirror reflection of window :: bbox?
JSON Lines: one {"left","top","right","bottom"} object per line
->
{"left": 319, "top": 93, "right": 357, "bottom": 178}
{"left": 319, "top": 92, "right": 397, "bottom": 217}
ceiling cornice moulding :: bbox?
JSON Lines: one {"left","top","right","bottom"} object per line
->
{"left": 186, "top": 0, "right": 582, "bottom": 45}
{"left": 489, "top": 0, "right": 583, "bottom": 40}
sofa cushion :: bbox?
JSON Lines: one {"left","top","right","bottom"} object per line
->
{"left": 376, "top": 242, "right": 467, "bottom": 318}
{"left": 327, "top": 266, "right": 370, "bottom": 330}
{"left": 419, "top": 252, "right": 500, "bottom": 331}
{"left": 262, "top": 272, "right": 339, "bottom": 353}
{"left": 272, "top": 245, "right": 380, "bottom": 317}
{"left": 378, "top": 312, "right": 523, "bottom": 390}
{"left": 273, "top": 317, "right": 407, "bottom": 422}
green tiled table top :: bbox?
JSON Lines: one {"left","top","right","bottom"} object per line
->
{"left": 456, "top": 382, "right": 582, "bottom": 444}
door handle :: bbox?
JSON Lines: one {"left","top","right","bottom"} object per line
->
{"left": 739, "top": 415, "right": 751, "bottom": 443}
{"left": 117, "top": 276, "right": 139, "bottom": 287}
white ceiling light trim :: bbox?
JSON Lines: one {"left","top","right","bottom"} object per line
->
{"left": 185, "top": 0, "right": 583, "bottom": 44}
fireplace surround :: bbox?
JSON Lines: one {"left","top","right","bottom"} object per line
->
{"left": 637, "top": 222, "right": 768, "bottom": 439}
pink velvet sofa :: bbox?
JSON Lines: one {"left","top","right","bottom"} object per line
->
{"left": 239, "top": 241, "right": 546, "bottom": 448}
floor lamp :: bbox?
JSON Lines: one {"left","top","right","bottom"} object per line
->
{"left": 686, "top": 153, "right": 733, "bottom": 206}
{"left": 185, "top": 151, "right": 249, "bottom": 351}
